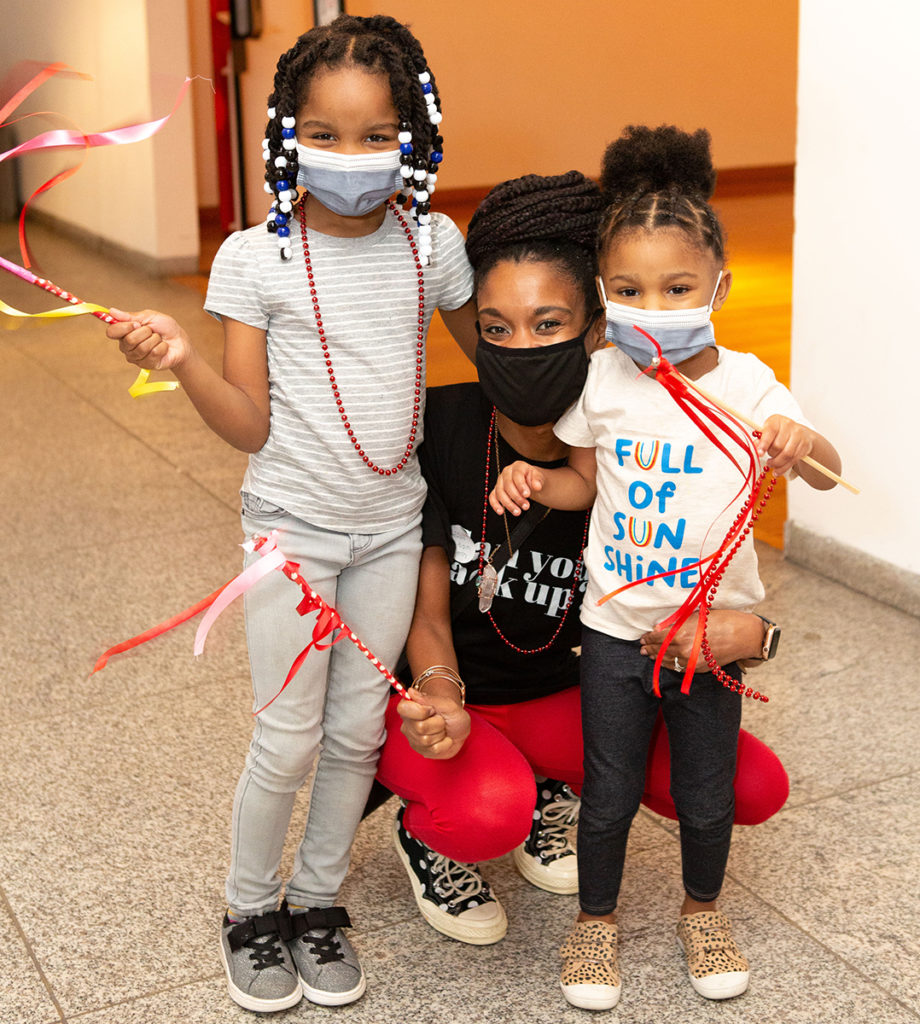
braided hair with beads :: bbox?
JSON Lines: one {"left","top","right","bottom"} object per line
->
{"left": 262, "top": 14, "right": 445, "bottom": 262}
{"left": 465, "top": 170, "right": 605, "bottom": 311}
{"left": 598, "top": 124, "right": 725, "bottom": 262}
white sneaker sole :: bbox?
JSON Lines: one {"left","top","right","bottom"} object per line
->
{"left": 512, "top": 843, "right": 578, "bottom": 894}
{"left": 393, "top": 819, "right": 508, "bottom": 945}
{"left": 688, "top": 969, "right": 749, "bottom": 1000}
{"left": 301, "top": 972, "right": 366, "bottom": 1006}
{"left": 561, "top": 981, "right": 622, "bottom": 1010}
{"left": 219, "top": 932, "right": 302, "bottom": 1013}
{"left": 677, "top": 936, "right": 749, "bottom": 999}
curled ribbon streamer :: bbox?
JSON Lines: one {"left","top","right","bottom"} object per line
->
{"left": 0, "top": 79, "right": 195, "bottom": 163}
{"left": 2, "top": 107, "right": 92, "bottom": 267}
{"left": 598, "top": 326, "right": 769, "bottom": 698}
{"left": 128, "top": 369, "right": 180, "bottom": 398}
{"left": 0, "top": 297, "right": 110, "bottom": 319}
{"left": 0, "top": 61, "right": 93, "bottom": 124}
{"left": 250, "top": 536, "right": 410, "bottom": 715}
{"left": 193, "top": 543, "right": 287, "bottom": 656}
{"left": 0, "top": 66, "right": 195, "bottom": 266}
{"left": 254, "top": 593, "right": 349, "bottom": 715}
{"left": 93, "top": 531, "right": 411, "bottom": 715}
{"left": 92, "top": 582, "right": 231, "bottom": 674}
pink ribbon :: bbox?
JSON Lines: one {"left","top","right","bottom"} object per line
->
{"left": 1, "top": 63, "right": 196, "bottom": 266}
{"left": 193, "top": 539, "right": 287, "bottom": 656}
{"left": 93, "top": 532, "right": 412, "bottom": 714}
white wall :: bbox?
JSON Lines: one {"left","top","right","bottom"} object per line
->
{"left": 789, "top": 0, "right": 920, "bottom": 582}
{"left": 0, "top": 0, "right": 199, "bottom": 266}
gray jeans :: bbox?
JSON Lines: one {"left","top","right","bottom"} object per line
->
{"left": 227, "top": 494, "right": 421, "bottom": 915}
{"left": 577, "top": 626, "right": 742, "bottom": 914}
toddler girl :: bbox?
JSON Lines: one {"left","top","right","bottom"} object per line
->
{"left": 490, "top": 124, "right": 840, "bottom": 1010}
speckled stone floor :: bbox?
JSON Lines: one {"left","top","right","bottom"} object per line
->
{"left": 2, "top": 221, "right": 918, "bottom": 1024}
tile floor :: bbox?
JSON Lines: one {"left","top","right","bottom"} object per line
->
{"left": 2, "top": 221, "right": 919, "bottom": 1024}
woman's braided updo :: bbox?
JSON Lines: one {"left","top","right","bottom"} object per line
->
{"left": 598, "top": 124, "right": 725, "bottom": 262}
{"left": 263, "top": 15, "right": 444, "bottom": 260}
{"left": 465, "top": 171, "right": 605, "bottom": 312}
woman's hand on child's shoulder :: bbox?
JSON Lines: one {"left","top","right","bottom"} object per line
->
{"left": 489, "top": 461, "right": 545, "bottom": 516}
{"left": 756, "top": 415, "right": 817, "bottom": 477}
{"left": 107, "top": 309, "right": 192, "bottom": 372}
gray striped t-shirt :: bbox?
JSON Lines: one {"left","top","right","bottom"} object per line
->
{"left": 205, "top": 209, "right": 473, "bottom": 533}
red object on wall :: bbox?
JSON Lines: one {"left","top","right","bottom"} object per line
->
{"left": 209, "top": 0, "right": 235, "bottom": 234}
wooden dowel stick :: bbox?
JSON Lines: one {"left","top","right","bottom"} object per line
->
{"left": 678, "top": 372, "right": 859, "bottom": 494}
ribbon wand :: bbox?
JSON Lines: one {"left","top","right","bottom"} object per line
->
{"left": 0, "top": 254, "right": 178, "bottom": 397}
{"left": 92, "top": 532, "right": 414, "bottom": 715}
{"left": 0, "top": 253, "right": 116, "bottom": 322}
{"left": 674, "top": 370, "right": 858, "bottom": 494}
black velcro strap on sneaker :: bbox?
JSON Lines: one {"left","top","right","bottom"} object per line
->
{"left": 226, "top": 911, "right": 281, "bottom": 952}
{"left": 284, "top": 906, "right": 352, "bottom": 939}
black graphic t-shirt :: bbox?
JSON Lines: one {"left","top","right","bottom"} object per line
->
{"left": 418, "top": 383, "right": 590, "bottom": 705}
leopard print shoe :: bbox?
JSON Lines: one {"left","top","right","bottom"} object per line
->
{"left": 676, "top": 910, "right": 750, "bottom": 1000}
{"left": 559, "top": 919, "right": 621, "bottom": 1010}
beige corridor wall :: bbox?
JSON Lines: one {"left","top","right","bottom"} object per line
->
{"left": 0, "top": 0, "right": 199, "bottom": 266}
{"left": 347, "top": 1, "right": 798, "bottom": 189}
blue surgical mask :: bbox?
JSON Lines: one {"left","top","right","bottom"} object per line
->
{"left": 296, "top": 145, "right": 402, "bottom": 217}
{"left": 599, "top": 273, "right": 723, "bottom": 367}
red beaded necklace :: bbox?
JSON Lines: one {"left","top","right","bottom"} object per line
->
{"left": 299, "top": 199, "right": 424, "bottom": 476}
{"left": 477, "top": 408, "right": 589, "bottom": 654}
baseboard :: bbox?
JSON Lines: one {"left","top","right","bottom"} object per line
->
{"left": 28, "top": 209, "right": 199, "bottom": 277}
{"left": 713, "top": 164, "right": 795, "bottom": 197}
{"left": 785, "top": 522, "right": 920, "bottom": 619}
{"left": 432, "top": 185, "right": 491, "bottom": 217}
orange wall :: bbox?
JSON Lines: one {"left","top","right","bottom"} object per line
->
{"left": 234, "top": 1, "right": 797, "bottom": 223}
{"left": 348, "top": 1, "right": 798, "bottom": 189}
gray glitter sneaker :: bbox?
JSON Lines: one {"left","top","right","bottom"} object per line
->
{"left": 283, "top": 904, "right": 366, "bottom": 1006}
{"left": 219, "top": 911, "right": 302, "bottom": 1013}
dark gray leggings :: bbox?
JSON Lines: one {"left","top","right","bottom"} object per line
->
{"left": 577, "top": 626, "right": 742, "bottom": 914}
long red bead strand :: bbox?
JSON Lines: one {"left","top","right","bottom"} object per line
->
{"left": 699, "top": 466, "right": 777, "bottom": 701}
{"left": 300, "top": 200, "right": 424, "bottom": 476}
{"left": 477, "top": 408, "right": 589, "bottom": 654}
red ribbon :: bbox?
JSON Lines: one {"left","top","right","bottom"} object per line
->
{"left": 598, "top": 327, "right": 770, "bottom": 700}
{"left": 93, "top": 534, "right": 411, "bottom": 714}
{"left": 92, "top": 582, "right": 230, "bottom": 674}
{"left": 1, "top": 63, "right": 196, "bottom": 267}
{"left": 253, "top": 564, "right": 350, "bottom": 715}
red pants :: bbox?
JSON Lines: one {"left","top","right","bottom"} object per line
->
{"left": 376, "top": 687, "right": 788, "bottom": 865}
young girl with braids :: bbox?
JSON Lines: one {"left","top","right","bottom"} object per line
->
{"left": 491, "top": 126, "right": 841, "bottom": 1010}
{"left": 379, "top": 170, "right": 788, "bottom": 951}
{"left": 106, "top": 15, "right": 476, "bottom": 1014}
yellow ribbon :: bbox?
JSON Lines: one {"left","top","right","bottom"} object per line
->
{"left": 0, "top": 297, "right": 110, "bottom": 318}
{"left": 129, "top": 369, "right": 180, "bottom": 398}
{"left": 0, "top": 298, "right": 180, "bottom": 398}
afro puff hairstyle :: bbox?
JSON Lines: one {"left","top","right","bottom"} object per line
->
{"left": 598, "top": 124, "right": 725, "bottom": 261}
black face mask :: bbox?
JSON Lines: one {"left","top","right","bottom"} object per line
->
{"left": 475, "top": 327, "right": 592, "bottom": 427}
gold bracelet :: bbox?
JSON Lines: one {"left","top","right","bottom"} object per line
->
{"left": 412, "top": 665, "right": 465, "bottom": 706}
{"left": 412, "top": 664, "right": 462, "bottom": 687}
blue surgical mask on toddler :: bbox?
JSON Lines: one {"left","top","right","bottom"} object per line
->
{"left": 599, "top": 273, "right": 723, "bottom": 367}
{"left": 296, "top": 145, "right": 402, "bottom": 218}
